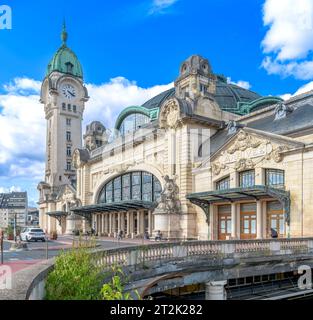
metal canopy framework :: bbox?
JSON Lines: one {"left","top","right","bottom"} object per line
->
{"left": 71, "top": 200, "right": 157, "bottom": 224}
{"left": 46, "top": 211, "right": 68, "bottom": 226}
{"left": 187, "top": 185, "right": 291, "bottom": 226}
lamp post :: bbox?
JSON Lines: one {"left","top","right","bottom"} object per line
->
{"left": 0, "top": 229, "right": 3, "bottom": 265}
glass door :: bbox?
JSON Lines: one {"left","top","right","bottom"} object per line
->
{"left": 267, "top": 201, "right": 284, "bottom": 238}
{"left": 240, "top": 203, "right": 256, "bottom": 240}
{"left": 218, "top": 205, "right": 231, "bottom": 240}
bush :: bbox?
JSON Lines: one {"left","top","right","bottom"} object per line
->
{"left": 45, "top": 248, "right": 103, "bottom": 300}
{"left": 100, "top": 266, "right": 139, "bottom": 300}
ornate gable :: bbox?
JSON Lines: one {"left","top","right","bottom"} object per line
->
{"left": 208, "top": 129, "right": 304, "bottom": 176}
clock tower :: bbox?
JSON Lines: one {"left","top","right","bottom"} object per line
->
{"left": 40, "top": 23, "right": 89, "bottom": 187}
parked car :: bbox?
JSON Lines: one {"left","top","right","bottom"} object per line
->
{"left": 20, "top": 228, "right": 46, "bottom": 242}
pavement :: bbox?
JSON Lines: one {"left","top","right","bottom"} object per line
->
{"left": 0, "top": 235, "right": 152, "bottom": 274}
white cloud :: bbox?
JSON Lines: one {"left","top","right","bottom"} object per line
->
{"left": 85, "top": 77, "right": 173, "bottom": 129}
{"left": 261, "top": 0, "right": 313, "bottom": 80}
{"left": 0, "top": 186, "right": 22, "bottom": 193}
{"left": 0, "top": 76, "right": 173, "bottom": 203}
{"left": 280, "top": 80, "right": 313, "bottom": 100}
{"left": 149, "top": 0, "right": 178, "bottom": 15}
{"left": 227, "top": 77, "right": 252, "bottom": 90}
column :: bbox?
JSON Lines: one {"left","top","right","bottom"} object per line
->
{"left": 205, "top": 281, "right": 227, "bottom": 300}
{"left": 136, "top": 212, "right": 141, "bottom": 235}
{"left": 148, "top": 211, "right": 153, "bottom": 235}
{"left": 231, "top": 203, "right": 237, "bottom": 239}
{"left": 112, "top": 213, "right": 116, "bottom": 235}
{"left": 105, "top": 214, "right": 109, "bottom": 234}
{"left": 109, "top": 214, "right": 111, "bottom": 234}
{"left": 130, "top": 212, "right": 134, "bottom": 238}
{"left": 101, "top": 214, "right": 105, "bottom": 236}
{"left": 117, "top": 212, "right": 121, "bottom": 233}
{"left": 140, "top": 211, "right": 145, "bottom": 235}
{"left": 127, "top": 212, "right": 131, "bottom": 237}
{"left": 121, "top": 212, "right": 125, "bottom": 234}
{"left": 257, "top": 200, "right": 263, "bottom": 239}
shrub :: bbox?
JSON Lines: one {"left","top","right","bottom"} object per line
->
{"left": 45, "top": 248, "right": 103, "bottom": 300}
{"left": 100, "top": 266, "right": 139, "bottom": 300}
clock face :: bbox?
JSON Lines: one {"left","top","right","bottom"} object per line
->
{"left": 62, "top": 84, "right": 76, "bottom": 100}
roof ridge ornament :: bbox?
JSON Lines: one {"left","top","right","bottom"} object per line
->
{"left": 226, "top": 120, "right": 244, "bottom": 135}
{"left": 275, "top": 102, "right": 293, "bottom": 121}
{"left": 61, "top": 19, "right": 68, "bottom": 45}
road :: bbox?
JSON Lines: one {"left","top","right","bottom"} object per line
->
{"left": 0, "top": 236, "right": 138, "bottom": 273}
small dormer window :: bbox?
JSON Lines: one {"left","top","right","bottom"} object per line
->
{"left": 65, "top": 62, "right": 74, "bottom": 74}
{"left": 275, "top": 103, "right": 293, "bottom": 121}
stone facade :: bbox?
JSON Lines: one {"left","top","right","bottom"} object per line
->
{"left": 38, "top": 28, "right": 313, "bottom": 241}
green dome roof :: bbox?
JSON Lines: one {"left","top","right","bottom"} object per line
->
{"left": 46, "top": 23, "right": 83, "bottom": 78}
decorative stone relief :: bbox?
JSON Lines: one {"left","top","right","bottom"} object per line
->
{"left": 228, "top": 131, "right": 261, "bottom": 154}
{"left": 159, "top": 99, "right": 181, "bottom": 129}
{"left": 155, "top": 175, "right": 181, "bottom": 215}
{"left": 211, "top": 131, "right": 290, "bottom": 175}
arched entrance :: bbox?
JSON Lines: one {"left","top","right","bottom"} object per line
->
{"left": 78, "top": 171, "right": 162, "bottom": 238}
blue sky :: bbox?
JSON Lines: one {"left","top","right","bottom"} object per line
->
{"left": 1, "top": 0, "right": 313, "bottom": 206}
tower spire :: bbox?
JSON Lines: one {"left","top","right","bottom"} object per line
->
{"left": 61, "top": 19, "right": 68, "bottom": 45}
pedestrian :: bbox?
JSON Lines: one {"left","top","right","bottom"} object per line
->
{"left": 271, "top": 228, "right": 278, "bottom": 239}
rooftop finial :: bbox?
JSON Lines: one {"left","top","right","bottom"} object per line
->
{"left": 61, "top": 19, "right": 68, "bottom": 45}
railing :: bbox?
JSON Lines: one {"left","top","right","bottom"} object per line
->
{"left": 93, "top": 238, "right": 313, "bottom": 269}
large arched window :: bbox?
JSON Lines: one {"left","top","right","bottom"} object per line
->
{"left": 98, "top": 171, "right": 162, "bottom": 204}
{"left": 119, "top": 113, "right": 150, "bottom": 136}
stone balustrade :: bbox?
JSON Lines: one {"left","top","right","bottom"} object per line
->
{"left": 2, "top": 238, "right": 313, "bottom": 300}
{"left": 93, "top": 238, "right": 313, "bottom": 269}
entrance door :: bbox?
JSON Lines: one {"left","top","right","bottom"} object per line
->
{"left": 218, "top": 205, "right": 231, "bottom": 240}
{"left": 240, "top": 203, "right": 256, "bottom": 240}
{"left": 267, "top": 201, "right": 284, "bottom": 238}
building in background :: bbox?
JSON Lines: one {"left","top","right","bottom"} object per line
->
{"left": 27, "top": 207, "right": 39, "bottom": 226}
{"left": 0, "top": 192, "right": 28, "bottom": 229}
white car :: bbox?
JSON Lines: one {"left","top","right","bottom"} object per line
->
{"left": 20, "top": 228, "right": 46, "bottom": 242}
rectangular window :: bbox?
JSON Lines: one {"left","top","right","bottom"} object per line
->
{"left": 73, "top": 105, "right": 77, "bottom": 113}
{"left": 68, "top": 104, "right": 72, "bottom": 111}
{"left": 265, "top": 169, "right": 285, "bottom": 188}
{"left": 239, "top": 170, "right": 255, "bottom": 188}
{"left": 62, "top": 103, "right": 66, "bottom": 111}
{"left": 216, "top": 176, "right": 230, "bottom": 191}
{"left": 66, "top": 131, "right": 71, "bottom": 142}
{"left": 66, "top": 118, "right": 71, "bottom": 126}
{"left": 66, "top": 146, "right": 72, "bottom": 157}
{"left": 66, "top": 162, "right": 71, "bottom": 171}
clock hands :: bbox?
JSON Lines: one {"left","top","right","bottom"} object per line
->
{"left": 67, "top": 90, "right": 75, "bottom": 97}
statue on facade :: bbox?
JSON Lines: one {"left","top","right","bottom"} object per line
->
{"left": 156, "top": 175, "right": 181, "bottom": 214}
